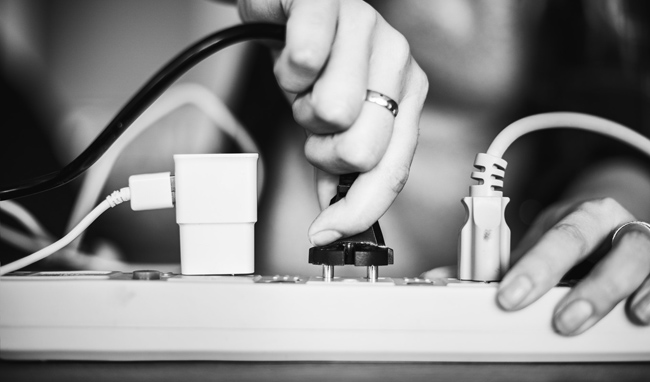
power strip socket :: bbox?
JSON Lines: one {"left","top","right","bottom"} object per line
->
{"left": 2, "top": 270, "right": 649, "bottom": 362}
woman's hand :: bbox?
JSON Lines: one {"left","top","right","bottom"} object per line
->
{"left": 238, "top": 0, "right": 428, "bottom": 245}
{"left": 422, "top": 197, "right": 650, "bottom": 335}
{"left": 497, "top": 197, "right": 650, "bottom": 335}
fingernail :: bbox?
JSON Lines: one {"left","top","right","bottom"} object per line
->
{"left": 632, "top": 294, "right": 650, "bottom": 324}
{"left": 497, "top": 275, "right": 533, "bottom": 310}
{"left": 310, "top": 230, "right": 342, "bottom": 246}
{"left": 554, "top": 299, "right": 594, "bottom": 335}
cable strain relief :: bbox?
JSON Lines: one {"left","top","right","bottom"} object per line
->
{"left": 128, "top": 172, "right": 173, "bottom": 211}
{"left": 469, "top": 153, "right": 507, "bottom": 197}
{"left": 106, "top": 188, "right": 131, "bottom": 208}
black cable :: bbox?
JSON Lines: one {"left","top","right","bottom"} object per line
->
{"left": 0, "top": 23, "right": 285, "bottom": 200}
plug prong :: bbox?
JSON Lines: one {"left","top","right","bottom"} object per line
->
{"left": 323, "top": 265, "right": 334, "bottom": 281}
{"left": 367, "top": 265, "right": 378, "bottom": 282}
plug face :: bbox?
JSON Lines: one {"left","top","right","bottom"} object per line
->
{"left": 308, "top": 221, "right": 394, "bottom": 267}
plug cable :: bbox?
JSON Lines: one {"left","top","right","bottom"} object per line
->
{"left": 487, "top": 112, "right": 650, "bottom": 159}
{"left": 469, "top": 112, "right": 650, "bottom": 198}
{"left": 0, "top": 188, "right": 131, "bottom": 275}
{"left": 0, "top": 23, "right": 285, "bottom": 201}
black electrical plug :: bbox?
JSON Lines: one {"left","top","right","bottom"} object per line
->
{"left": 308, "top": 173, "right": 393, "bottom": 281}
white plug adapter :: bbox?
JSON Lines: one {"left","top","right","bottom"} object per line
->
{"left": 174, "top": 154, "right": 258, "bottom": 275}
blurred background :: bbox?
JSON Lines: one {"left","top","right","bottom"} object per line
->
{"left": 1, "top": 0, "right": 649, "bottom": 277}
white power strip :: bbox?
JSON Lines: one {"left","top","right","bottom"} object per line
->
{"left": 1, "top": 270, "right": 649, "bottom": 362}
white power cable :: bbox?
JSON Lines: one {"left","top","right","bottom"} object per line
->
{"left": 0, "top": 201, "right": 130, "bottom": 269}
{"left": 0, "top": 224, "right": 179, "bottom": 272}
{"left": 1, "top": 224, "right": 117, "bottom": 269}
{"left": 0, "top": 188, "right": 131, "bottom": 276}
{"left": 487, "top": 112, "right": 650, "bottom": 158}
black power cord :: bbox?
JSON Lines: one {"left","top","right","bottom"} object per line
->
{"left": 0, "top": 23, "right": 285, "bottom": 201}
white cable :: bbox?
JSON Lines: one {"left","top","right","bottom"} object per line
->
{"left": 65, "top": 83, "right": 263, "bottom": 252}
{"left": 0, "top": 223, "right": 115, "bottom": 268}
{"left": 0, "top": 223, "right": 180, "bottom": 273}
{"left": 0, "top": 200, "right": 52, "bottom": 239}
{"left": 0, "top": 200, "right": 127, "bottom": 270}
{"left": 471, "top": 112, "right": 650, "bottom": 197}
{"left": 487, "top": 112, "right": 650, "bottom": 158}
{"left": 0, "top": 188, "right": 130, "bottom": 276}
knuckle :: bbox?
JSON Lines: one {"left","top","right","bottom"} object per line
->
{"left": 335, "top": 142, "right": 380, "bottom": 172}
{"left": 552, "top": 222, "right": 589, "bottom": 255}
{"left": 377, "top": 29, "right": 412, "bottom": 79}
{"left": 286, "top": 46, "right": 325, "bottom": 75}
{"left": 413, "top": 64, "right": 429, "bottom": 97}
{"left": 357, "top": 4, "right": 379, "bottom": 29}
{"left": 312, "top": 97, "right": 357, "bottom": 128}
{"left": 592, "top": 277, "right": 627, "bottom": 303}
{"left": 304, "top": 151, "right": 324, "bottom": 172}
{"left": 273, "top": 62, "right": 300, "bottom": 93}
{"left": 575, "top": 197, "right": 635, "bottom": 234}
{"left": 416, "top": 67, "right": 429, "bottom": 96}
{"left": 391, "top": 31, "right": 412, "bottom": 64}
{"left": 350, "top": 0, "right": 379, "bottom": 28}
{"left": 599, "top": 196, "right": 623, "bottom": 211}
{"left": 404, "top": 63, "right": 429, "bottom": 105}
{"left": 578, "top": 197, "right": 623, "bottom": 219}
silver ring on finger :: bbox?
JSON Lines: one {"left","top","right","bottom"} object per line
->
{"left": 612, "top": 221, "right": 650, "bottom": 246}
{"left": 365, "top": 90, "right": 399, "bottom": 117}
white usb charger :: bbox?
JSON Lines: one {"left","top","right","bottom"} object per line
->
{"left": 0, "top": 154, "right": 258, "bottom": 276}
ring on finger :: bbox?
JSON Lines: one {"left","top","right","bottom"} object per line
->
{"left": 612, "top": 221, "right": 650, "bottom": 247}
{"left": 365, "top": 90, "right": 399, "bottom": 117}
